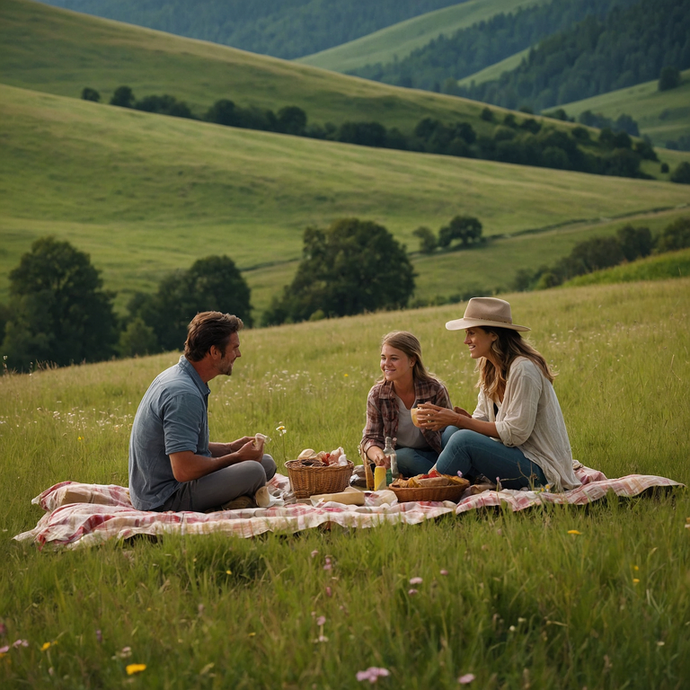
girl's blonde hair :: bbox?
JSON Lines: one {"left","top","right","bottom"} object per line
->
{"left": 476, "top": 327, "right": 554, "bottom": 401}
{"left": 378, "top": 331, "right": 435, "bottom": 383}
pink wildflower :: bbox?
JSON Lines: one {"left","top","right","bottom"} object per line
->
{"left": 325, "top": 586, "right": 332, "bottom": 597}
{"left": 408, "top": 588, "right": 418, "bottom": 595}
{"left": 0, "top": 645, "right": 9, "bottom": 654}
{"left": 311, "top": 550, "right": 319, "bottom": 558}
{"left": 440, "top": 569, "right": 449, "bottom": 576}
{"left": 12, "top": 639, "right": 28, "bottom": 648}
{"left": 356, "top": 667, "right": 390, "bottom": 683}
{"left": 458, "top": 673, "right": 476, "bottom": 684}
{"left": 316, "top": 616, "right": 326, "bottom": 627}
{"left": 409, "top": 577, "right": 423, "bottom": 585}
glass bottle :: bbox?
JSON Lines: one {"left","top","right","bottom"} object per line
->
{"left": 383, "top": 436, "right": 398, "bottom": 484}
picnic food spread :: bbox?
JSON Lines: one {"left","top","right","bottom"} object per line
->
{"left": 390, "top": 468, "right": 468, "bottom": 489}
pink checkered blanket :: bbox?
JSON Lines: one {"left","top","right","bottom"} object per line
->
{"left": 13, "top": 465, "right": 683, "bottom": 549}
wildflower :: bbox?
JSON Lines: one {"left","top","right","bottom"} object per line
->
{"left": 408, "top": 589, "right": 418, "bottom": 596}
{"left": 316, "top": 616, "right": 326, "bottom": 627}
{"left": 226, "top": 570, "right": 232, "bottom": 575}
{"left": 440, "top": 569, "right": 449, "bottom": 576}
{"left": 325, "top": 586, "right": 332, "bottom": 597}
{"left": 126, "top": 664, "right": 147, "bottom": 675}
{"left": 310, "top": 550, "right": 319, "bottom": 558}
{"left": 344, "top": 374, "right": 349, "bottom": 377}
{"left": 248, "top": 632, "right": 256, "bottom": 637}
{"left": 78, "top": 436, "right": 83, "bottom": 441}
{"left": 314, "top": 634, "right": 329, "bottom": 643}
{"left": 633, "top": 578, "right": 640, "bottom": 584}
{"left": 275, "top": 423, "right": 287, "bottom": 436}
{"left": 356, "top": 667, "right": 390, "bottom": 683}
{"left": 458, "top": 673, "right": 476, "bottom": 684}
{"left": 95, "top": 629, "right": 102, "bottom": 643}
{"left": 567, "top": 530, "right": 582, "bottom": 535}
{"left": 409, "top": 577, "right": 423, "bottom": 585}
{"left": 657, "top": 641, "right": 665, "bottom": 646}
{"left": 12, "top": 639, "right": 28, "bottom": 648}
{"left": 323, "top": 557, "right": 333, "bottom": 571}
{"left": 41, "top": 642, "right": 55, "bottom": 652}
{"left": 0, "top": 645, "right": 9, "bottom": 655}
{"left": 633, "top": 565, "right": 639, "bottom": 571}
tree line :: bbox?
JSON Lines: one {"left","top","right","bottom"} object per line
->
{"left": 43, "top": 0, "right": 463, "bottom": 60}
{"left": 84, "top": 85, "right": 687, "bottom": 182}
{"left": 351, "top": 0, "right": 637, "bottom": 94}
{"left": 512, "top": 216, "right": 690, "bottom": 291}
{"left": 456, "top": 0, "right": 690, "bottom": 113}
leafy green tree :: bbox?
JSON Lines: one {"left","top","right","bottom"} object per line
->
{"left": 263, "top": 218, "right": 415, "bottom": 325}
{"left": 81, "top": 87, "right": 100, "bottom": 102}
{"left": 277, "top": 106, "right": 307, "bottom": 136}
{"left": 110, "top": 85, "right": 135, "bottom": 108}
{"left": 135, "top": 255, "right": 254, "bottom": 353}
{"left": 118, "top": 317, "right": 158, "bottom": 358}
{"left": 616, "top": 225, "right": 653, "bottom": 262}
{"left": 412, "top": 227, "right": 437, "bottom": 254}
{"left": 135, "top": 94, "right": 194, "bottom": 119}
{"left": 670, "top": 162, "right": 690, "bottom": 184}
{"left": 1, "top": 237, "right": 117, "bottom": 370}
{"left": 205, "top": 99, "right": 242, "bottom": 127}
{"left": 658, "top": 66, "right": 681, "bottom": 91}
{"left": 656, "top": 217, "right": 690, "bottom": 252}
{"left": 438, "top": 215, "right": 483, "bottom": 249}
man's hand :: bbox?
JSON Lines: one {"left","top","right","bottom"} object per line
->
{"left": 234, "top": 437, "right": 264, "bottom": 462}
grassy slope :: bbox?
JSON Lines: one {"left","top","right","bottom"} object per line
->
{"left": 562, "top": 247, "right": 690, "bottom": 287}
{"left": 1, "top": 281, "right": 689, "bottom": 688}
{"left": 457, "top": 48, "right": 531, "bottom": 88}
{"left": 0, "top": 0, "right": 496, "bottom": 132}
{"left": 3, "top": 83, "right": 690, "bottom": 318}
{"left": 295, "top": 0, "right": 547, "bottom": 73}
{"left": 558, "top": 69, "right": 690, "bottom": 146}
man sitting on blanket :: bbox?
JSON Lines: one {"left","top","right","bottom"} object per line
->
{"left": 128, "top": 311, "right": 276, "bottom": 512}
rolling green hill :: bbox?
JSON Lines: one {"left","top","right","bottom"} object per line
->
{"left": 296, "top": 0, "right": 546, "bottom": 74}
{"left": 39, "top": 0, "right": 464, "bottom": 60}
{"left": 558, "top": 70, "right": 690, "bottom": 148}
{"left": 456, "top": 48, "right": 531, "bottom": 89}
{"left": 0, "top": 0, "right": 492, "bottom": 132}
{"left": 2, "top": 83, "right": 689, "bottom": 320}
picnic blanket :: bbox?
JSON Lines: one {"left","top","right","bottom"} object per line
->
{"left": 14, "top": 464, "right": 683, "bottom": 549}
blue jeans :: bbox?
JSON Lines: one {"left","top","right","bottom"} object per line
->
{"left": 396, "top": 426, "right": 459, "bottom": 477}
{"left": 436, "top": 429, "right": 546, "bottom": 489}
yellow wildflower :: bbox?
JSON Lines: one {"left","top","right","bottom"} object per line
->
{"left": 567, "top": 530, "right": 582, "bottom": 535}
{"left": 126, "top": 664, "right": 147, "bottom": 675}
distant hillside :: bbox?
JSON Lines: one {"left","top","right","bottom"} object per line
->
{"left": 3, "top": 83, "right": 689, "bottom": 318}
{"left": 297, "top": 0, "right": 546, "bottom": 74}
{"left": 38, "top": 0, "right": 464, "bottom": 59}
{"left": 349, "top": 0, "right": 637, "bottom": 92}
{"left": 0, "top": 0, "right": 491, "bottom": 133}
{"left": 558, "top": 69, "right": 690, "bottom": 149}
{"left": 459, "top": 0, "right": 690, "bottom": 111}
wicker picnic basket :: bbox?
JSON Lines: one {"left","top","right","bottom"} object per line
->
{"left": 285, "top": 459, "right": 354, "bottom": 499}
{"left": 390, "top": 479, "right": 470, "bottom": 503}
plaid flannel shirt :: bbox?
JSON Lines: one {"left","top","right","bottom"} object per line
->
{"left": 361, "top": 377, "right": 452, "bottom": 455}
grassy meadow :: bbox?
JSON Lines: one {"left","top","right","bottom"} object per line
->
{"left": 2, "top": 82, "right": 690, "bottom": 318}
{"left": 1, "top": 280, "right": 689, "bottom": 689}
{"left": 559, "top": 69, "right": 690, "bottom": 147}
{"left": 296, "top": 0, "right": 548, "bottom": 74}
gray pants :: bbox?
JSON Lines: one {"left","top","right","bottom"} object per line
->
{"left": 158, "top": 454, "right": 277, "bottom": 512}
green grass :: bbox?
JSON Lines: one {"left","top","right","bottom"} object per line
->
{"left": 0, "top": 0, "right": 499, "bottom": 132}
{"left": 558, "top": 69, "right": 690, "bottom": 147}
{"left": 296, "top": 0, "right": 548, "bottom": 74}
{"left": 457, "top": 48, "right": 532, "bottom": 88}
{"left": 2, "top": 84, "right": 690, "bottom": 319}
{"left": 562, "top": 248, "right": 690, "bottom": 287}
{"left": 1, "top": 281, "right": 689, "bottom": 688}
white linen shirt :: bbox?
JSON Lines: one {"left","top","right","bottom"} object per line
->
{"left": 473, "top": 357, "right": 580, "bottom": 491}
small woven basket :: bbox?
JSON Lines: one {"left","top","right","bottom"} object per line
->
{"left": 390, "top": 480, "right": 469, "bottom": 504}
{"left": 285, "top": 459, "right": 354, "bottom": 499}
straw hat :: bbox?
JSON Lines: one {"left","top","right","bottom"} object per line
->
{"left": 445, "top": 297, "right": 530, "bottom": 332}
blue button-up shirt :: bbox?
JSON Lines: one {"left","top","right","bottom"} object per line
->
{"left": 128, "top": 356, "right": 211, "bottom": 510}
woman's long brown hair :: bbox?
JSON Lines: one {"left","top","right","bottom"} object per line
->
{"left": 476, "top": 327, "right": 554, "bottom": 401}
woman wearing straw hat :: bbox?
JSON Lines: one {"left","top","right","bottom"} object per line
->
{"left": 361, "top": 331, "right": 458, "bottom": 478}
{"left": 416, "top": 297, "right": 580, "bottom": 491}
